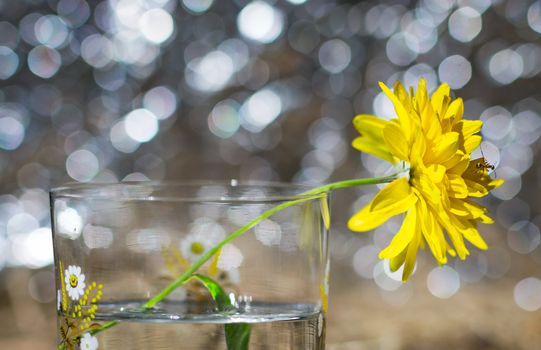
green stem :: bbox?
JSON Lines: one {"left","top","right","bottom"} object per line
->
{"left": 67, "top": 172, "right": 404, "bottom": 346}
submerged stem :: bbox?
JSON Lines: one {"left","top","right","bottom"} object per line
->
{"left": 67, "top": 171, "right": 405, "bottom": 347}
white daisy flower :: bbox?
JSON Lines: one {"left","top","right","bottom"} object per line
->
{"left": 64, "top": 265, "right": 86, "bottom": 301}
{"left": 80, "top": 332, "right": 98, "bottom": 350}
{"left": 180, "top": 232, "right": 215, "bottom": 262}
{"left": 180, "top": 220, "right": 225, "bottom": 262}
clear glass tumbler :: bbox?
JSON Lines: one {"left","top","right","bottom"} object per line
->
{"left": 51, "top": 182, "right": 330, "bottom": 350}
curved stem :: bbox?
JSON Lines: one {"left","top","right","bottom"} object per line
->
{"left": 72, "top": 171, "right": 405, "bottom": 345}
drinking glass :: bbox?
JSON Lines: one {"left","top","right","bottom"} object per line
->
{"left": 51, "top": 182, "right": 330, "bottom": 350}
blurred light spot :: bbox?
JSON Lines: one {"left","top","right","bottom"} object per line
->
{"left": 353, "top": 245, "right": 380, "bottom": 279}
{"left": 404, "top": 19, "right": 438, "bottom": 54}
{"left": 455, "top": 254, "right": 488, "bottom": 283}
{"left": 140, "top": 8, "right": 174, "bottom": 44}
{"left": 491, "top": 167, "right": 522, "bottom": 200}
{"left": 373, "top": 261, "right": 402, "bottom": 291}
{"left": 124, "top": 108, "right": 159, "bottom": 142}
{"left": 83, "top": 224, "right": 113, "bottom": 249}
{"left": 113, "top": 0, "right": 145, "bottom": 29}
{"left": 318, "top": 39, "right": 351, "bottom": 74}
{"left": 507, "top": 221, "right": 540, "bottom": 254}
{"left": 110, "top": 120, "right": 141, "bottom": 153}
{"left": 527, "top": 1, "right": 541, "bottom": 34}
{"left": 438, "top": 55, "right": 472, "bottom": 89}
{"left": 364, "top": 5, "right": 401, "bottom": 39}
{"left": 34, "top": 15, "right": 69, "bottom": 48}
{"left": 217, "top": 244, "right": 244, "bottom": 270}
{"left": 143, "top": 86, "right": 177, "bottom": 120}
{"left": 182, "top": 0, "right": 214, "bottom": 13}
{"left": 404, "top": 63, "right": 437, "bottom": 91}
{"left": 219, "top": 39, "right": 250, "bottom": 72}
{"left": 448, "top": 7, "right": 482, "bottom": 43}
{"left": 286, "top": 0, "right": 307, "bottom": 4}
{"left": 7, "top": 213, "right": 39, "bottom": 236}
{"left": 514, "top": 277, "right": 541, "bottom": 311}
{"left": 373, "top": 91, "right": 397, "bottom": 120}
{"left": 427, "top": 266, "right": 460, "bottom": 299}
{"left": 20, "top": 189, "right": 49, "bottom": 222}
{"left": 186, "top": 50, "right": 234, "bottom": 92}
{"left": 513, "top": 110, "right": 541, "bottom": 145}
{"left": 482, "top": 109, "right": 512, "bottom": 141}
{"left": 127, "top": 228, "right": 170, "bottom": 253}
{"left": 122, "top": 172, "right": 150, "bottom": 181}
{"left": 19, "top": 13, "right": 42, "bottom": 45}
{"left": 23, "top": 228, "right": 53, "bottom": 268}
{"left": 386, "top": 33, "right": 417, "bottom": 66}
{"left": 28, "top": 46, "right": 61, "bottom": 79}
{"left": 237, "top": 1, "right": 285, "bottom": 44}
{"left": 81, "top": 34, "right": 114, "bottom": 69}
{"left": 0, "top": 117, "right": 25, "bottom": 150}
{"left": 516, "top": 44, "right": 541, "bottom": 78}
{"left": 497, "top": 197, "right": 531, "bottom": 229}
{"left": 489, "top": 49, "right": 523, "bottom": 85}
{"left": 57, "top": 0, "right": 91, "bottom": 28}
{"left": 0, "top": 46, "right": 19, "bottom": 79}
{"left": 56, "top": 207, "right": 83, "bottom": 239}
{"left": 500, "top": 143, "right": 533, "bottom": 175}
{"left": 255, "top": 219, "right": 282, "bottom": 246}
{"left": 66, "top": 149, "right": 100, "bottom": 182}
{"left": 240, "top": 88, "right": 282, "bottom": 132}
{"left": 209, "top": 99, "right": 240, "bottom": 138}
{"left": 28, "top": 270, "right": 55, "bottom": 303}
{"left": 94, "top": 64, "right": 127, "bottom": 91}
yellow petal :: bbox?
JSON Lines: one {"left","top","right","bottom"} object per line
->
{"left": 428, "top": 132, "right": 459, "bottom": 164}
{"left": 348, "top": 178, "right": 416, "bottom": 232}
{"left": 379, "top": 82, "right": 412, "bottom": 140}
{"left": 454, "top": 120, "right": 482, "bottom": 138}
{"left": 352, "top": 114, "right": 389, "bottom": 140}
{"left": 402, "top": 219, "right": 422, "bottom": 281}
{"left": 379, "top": 208, "right": 416, "bottom": 259}
{"left": 444, "top": 98, "right": 464, "bottom": 122}
{"left": 415, "top": 79, "right": 428, "bottom": 111}
{"left": 447, "top": 174, "right": 469, "bottom": 198}
{"left": 451, "top": 216, "right": 488, "bottom": 250}
{"left": 438, "top": 211, "right": 470, "bottom": 259}
{"left": 417, "top": 199, "right": 445, "bottom": 263}
{"left": 464, "top": 135, "right": 482, "bottom": 154}
{"left": 464, "top": 178, "right": 489, "bottom": 197}
{"left": 320, "top": 196, "right": 331, "bottom": 230}
{"left": 389, "top": 248, "right": 407, "bottom": 272}
{"left": 382, "top": 122, "right": 409, "bottom": 161}
{"left": 431, "top": 83, "right": 450, "bottom": 117}
{"left": 352, "top": 137, "right": 396, "bottom": 164}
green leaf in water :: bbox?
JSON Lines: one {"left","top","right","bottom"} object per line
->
{"left": 190, "top": 274, "right": 251, "bottom": 350}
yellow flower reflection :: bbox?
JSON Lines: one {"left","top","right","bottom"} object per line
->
{"left": 349, "top": 79, "right": 503, "bottom": 281}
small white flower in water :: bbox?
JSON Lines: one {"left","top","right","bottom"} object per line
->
{"left": 80, "top": 332, "right": 99, "bottom": 350}
{"left": 180, "top": 232, "right": 216, "bottom": 262}
{"left": 64, "top": 265, "right": 86, "bottom": 301}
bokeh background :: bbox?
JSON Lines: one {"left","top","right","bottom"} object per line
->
{"left": 1, "top": 0, "right": 541, "bottom": 349}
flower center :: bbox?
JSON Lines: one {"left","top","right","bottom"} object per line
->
{"left": 69, "top": 274, "right": 78, "bottom": 288}
{"left": 190, "top": 242, "right": 205, "bottom": 255}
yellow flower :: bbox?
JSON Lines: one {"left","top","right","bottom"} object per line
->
{"left": 348, "top": 79, "right": 503, "bottom": 281}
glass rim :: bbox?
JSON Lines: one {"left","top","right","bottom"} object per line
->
{"left": 49, "top": 180, "right": 326, "bottom": 203}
